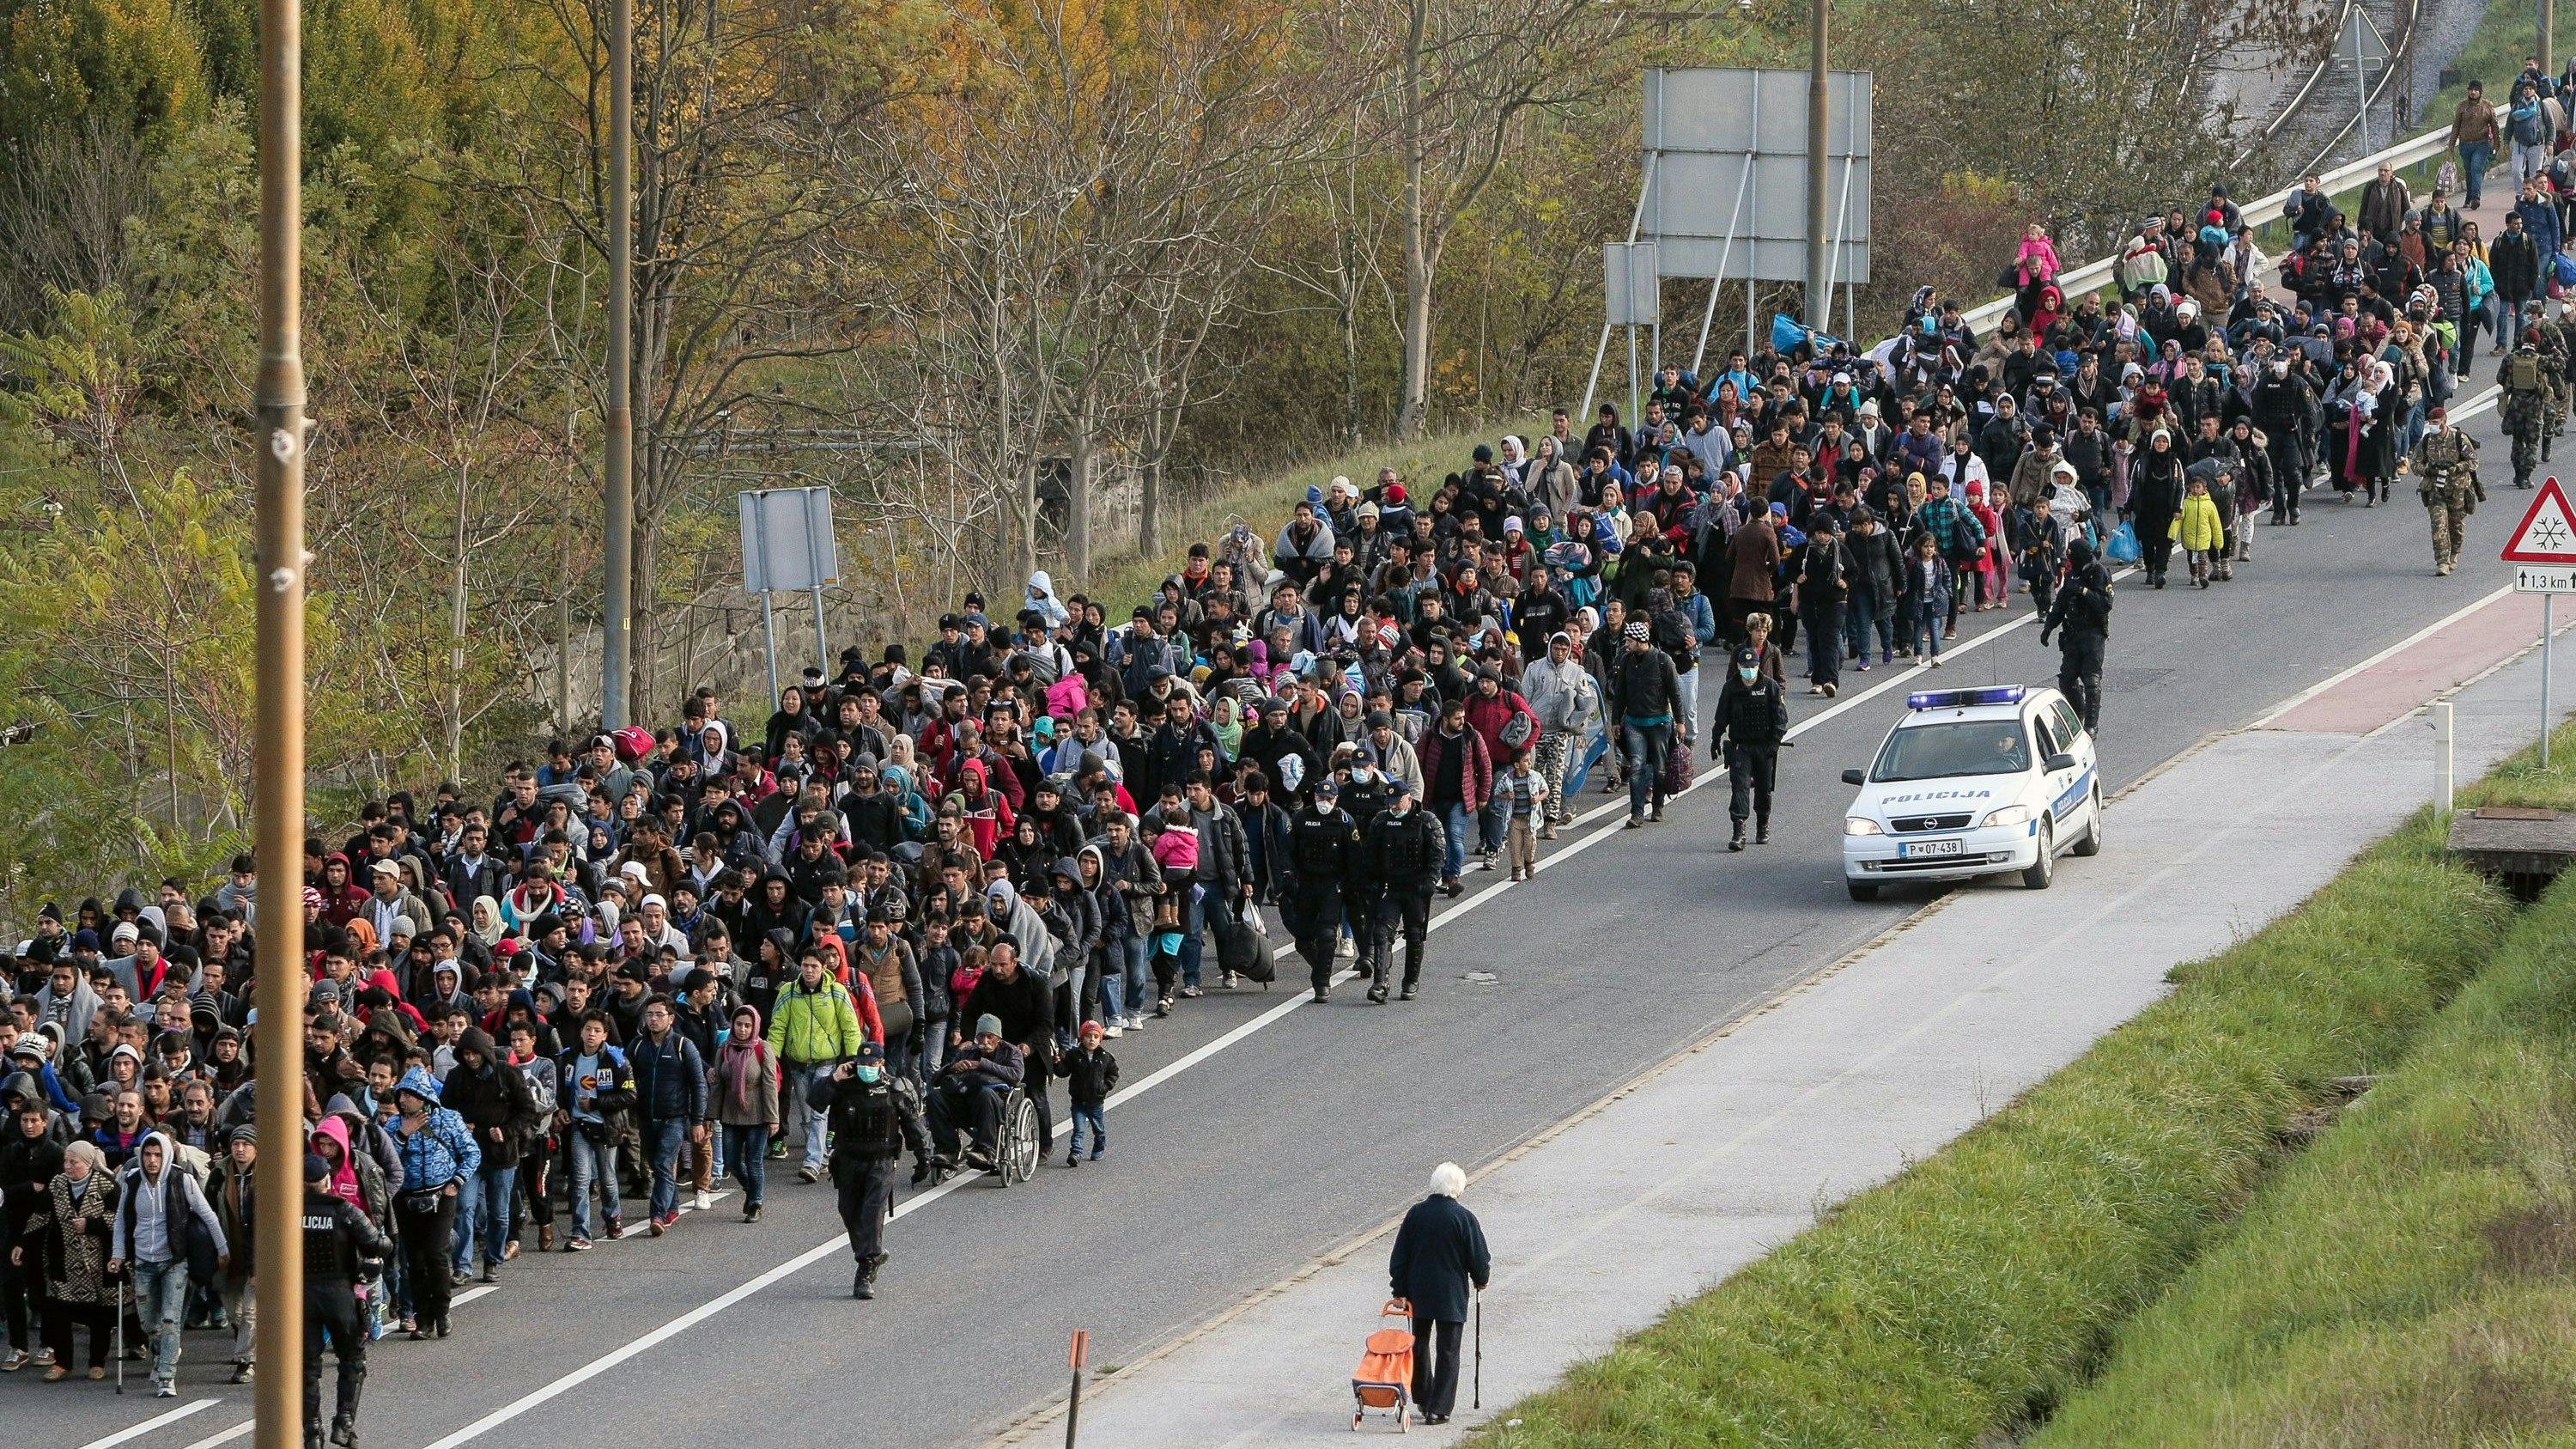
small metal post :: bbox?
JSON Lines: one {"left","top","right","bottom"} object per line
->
{"left": 2433, "top": 700, "right": 2455, "bottom": 816}
{"left": 1066, "top": 1330, "right": 1089, "bottom": 1449}
{"left": 2545, "top": 594, "right": 2556, "bottom": 769}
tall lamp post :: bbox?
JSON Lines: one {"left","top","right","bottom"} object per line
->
{"left": 252, "top": 0, "right": 308, "bottom": 1437}
{"left": 601, "top": 0, "right": 635, "bottom": 729}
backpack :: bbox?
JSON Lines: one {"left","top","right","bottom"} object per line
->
{"left": 519, "top": 1056, "right": 558, "bottom": 1117}
{"left": 2507, "top": 349, "right": 2546, "bottom": 392}
{"left": 2518, "top": 104, "right": 2549, "bottom": 146}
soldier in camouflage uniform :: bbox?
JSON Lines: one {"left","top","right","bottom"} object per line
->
{"left": 2504, "top": 338, "right": 2552, "bottom": 489}
{"left": 2411, "top": 405, "right": 2484, "bottom": 576}
{"left": 2537, "top": 317, "right": 2573, "bottom": 456}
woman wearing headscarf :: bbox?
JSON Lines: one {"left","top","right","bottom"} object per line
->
{"left": 16, "top": 1139, "right": 118, "bottom": 1379}
{"left": 713, "top": 1004, "right": 780, "bottom": 1221}
{"left": 2129, "top": 428, "right": 2187, "bottom": 589}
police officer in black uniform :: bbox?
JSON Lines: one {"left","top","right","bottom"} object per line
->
{"left": 301, "top": 1152, "right": 391, "bottom": 1449}
{"left": 1710, "top": 648, "right": 1792, "bottom": 850}
{"left": 1283, "top": 776, "right": 1363, "bottom": 1003}
{"left": 808, "top": 1041, "right": 903, "bottom": 1299}
{"left": 1334, "top": 749, "right": 1393, "bottom": 989}
{"left": 1360, "top": 777, "right": 1445, "bottom": 1004}
{"left": 2043, "top": 537, "right": 2115, "bottom": 735}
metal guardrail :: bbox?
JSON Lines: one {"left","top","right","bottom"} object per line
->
{"left": 1954, "top": 125, "right": 2452, "bottom": 336}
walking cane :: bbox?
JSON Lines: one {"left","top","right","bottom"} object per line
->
{"left": 114, "top": 1275, "right": 125, "bottom": 1395}
{"left": 1473, "top": 1288, "right": 1481, "bottom": 1411}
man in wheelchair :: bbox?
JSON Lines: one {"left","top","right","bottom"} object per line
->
{"left": 929, "top": 1014, "right": 1025, "bottom": 1173}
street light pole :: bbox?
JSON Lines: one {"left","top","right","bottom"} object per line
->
{"left": 1806, "top": 0, "right": 1830, "bottom": 332}
{"left": 252, "top": 0, "right": 307, "bottom": 1436}
{"left": 601, "top": 0, "right": 635, "bottom": 729}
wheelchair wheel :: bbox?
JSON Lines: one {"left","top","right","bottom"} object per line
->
{"left": 999, "top": 1091, "right": 1042, "bottom": 1185}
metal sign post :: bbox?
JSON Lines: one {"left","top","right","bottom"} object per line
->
{"left": 2501, "top": 476, "right": 2576, "bottom": 767}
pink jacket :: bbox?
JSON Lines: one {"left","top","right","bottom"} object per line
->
{"left": 2016, "top": 235, "right": 2061, "bottom": 285}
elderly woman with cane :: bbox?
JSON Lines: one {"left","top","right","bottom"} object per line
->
{"left": 1388, "top": 1161, "right": 1491, "bottom": 1426}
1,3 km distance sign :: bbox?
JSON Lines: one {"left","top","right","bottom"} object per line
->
{"left": 2503, "top": 477, "right": 2576, "bottom": 591}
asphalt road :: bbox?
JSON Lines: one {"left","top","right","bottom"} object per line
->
{"left": 24, "top": 391, "right": 2543, "bottom": 1449}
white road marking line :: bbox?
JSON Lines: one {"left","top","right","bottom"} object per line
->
{"left": 405, "top": 571, "right": 2129, "bottom": 1447}
{"left": 451, "top": 1284, "right": 497, "bottom": 1306}
{"left": 176, "top": 1421, "right": 255, "bottom": 1449}
{"left": 71, "top": 1398, "right": 219, "bottom": 1449}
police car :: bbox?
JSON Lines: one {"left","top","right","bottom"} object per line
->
{"left": 1839, "top": 685, "right": 2101, "bottom": 900}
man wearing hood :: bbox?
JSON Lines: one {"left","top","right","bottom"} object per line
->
{"left": 111, "top": 1129, "right": 226, "bottom": 1395}
{"left": 437, "top": 1027, "right": 535, "bottom": 1283}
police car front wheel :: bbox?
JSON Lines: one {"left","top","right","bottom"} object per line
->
{"left": 1846, "top": 880, "right": 1880, "bottom": 902}
{"left": 2020, "top": 821, "right": 2055, "bottom": 890}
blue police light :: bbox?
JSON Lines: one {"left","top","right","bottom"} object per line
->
{"left": 1906, "top": 686, "right": 2026, "bottom": 710}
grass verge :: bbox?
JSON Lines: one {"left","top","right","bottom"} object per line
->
{"left": 1076, "top": 418, "right": 1539, "bottom": 618}
{"left": 1476, "top": 821, "right": 2512, "bottom": 1447}
{"left": 2030, "top": 866, "right": 2576, "bottom": 1447}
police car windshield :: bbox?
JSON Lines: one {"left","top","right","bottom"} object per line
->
{"left": 1872, "top": 719, "right": 2030, "bottom": 782}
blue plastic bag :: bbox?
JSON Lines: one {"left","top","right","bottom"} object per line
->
{"left": 2105, "top": 519, "right": 2142, "bottom": 564}
{"left": 1771, "top": 313, "right": 1844, "bottom": 356}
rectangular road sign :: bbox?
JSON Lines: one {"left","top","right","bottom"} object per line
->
{"left": 2517, "top": 564, "right": 2576, "bottom": 592}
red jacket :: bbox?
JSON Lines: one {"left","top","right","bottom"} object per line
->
{"left": 1461, "top": 688, "right": 1540, "bottom": 768}
{"left": 1416, "top": 725, "right": 1494, "bottom": 813}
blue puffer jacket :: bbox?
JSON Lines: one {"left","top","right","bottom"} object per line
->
{"left": 392, "top": 1066, "right": 482, "bottom": 1191}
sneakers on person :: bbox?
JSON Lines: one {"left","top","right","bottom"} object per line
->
{"left": 2, "top": 1349, "right": 27, "bottom": 1372}
{"left": 155, "top": 1380, "right": 176, "bottom": 1397}
{"left": 478, "top": 1263, "right": 499, "bottom": 1284}
{"left": 605, "top": 1218, "right": 625, "bottom": 1240}
{"left": 797, "top": 1166, "right": 821, "bottom": 1184}
{"left": 40, "top": 1363, "right": 69, "bottom": 1382}
{"left": 1336, "top": 935, "right": 1358, "bottom": 959}
{"left": 1124, "top": 1014, "right": 1145, "bottom": 1030}
{"left": 1154, "top": 996, "right": 1174, "bottom": 1017}
{"left": 693, "top": 1189, "right": 714, "bottom": 1212}
{"left": 1478, "top": 850, "right": 1497, "bottom": 871}
{"left": 1178, "top": 984, "right": 1203, "bottom": 998}
{"left": 1397, "top": 984, "right": 1419, "bottom": 1001}
{"left": 1220, "top": 971, "right": 1238, "bottom": 989}
{"left": 1103, "top": 1024, "right": 1122, "bottom": 1038}
{"left": 230, "top": 1361, "right": 253, "bottom": 1385}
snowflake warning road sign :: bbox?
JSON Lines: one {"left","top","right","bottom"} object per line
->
{"left": 2500, "top": 477, "right": 2576, "bottom": 563}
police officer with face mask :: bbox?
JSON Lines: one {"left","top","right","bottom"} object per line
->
{"left": 810, "top": 1041, "right": 904, "bottom": 1299}
{"left": 1711, "top": 648, "right": 1792, "bottom": 851}
{"left": 1282, "top": 777, "right": 1362, "bottom": 1003}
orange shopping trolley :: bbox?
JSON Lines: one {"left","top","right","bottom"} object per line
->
{"left": 1352, "top": 1298, "right": 1415, "bottom": 1431}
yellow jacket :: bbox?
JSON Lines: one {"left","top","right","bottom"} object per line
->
{"left": 2169, "top": 493, "right": 2227, "bottom": 551}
